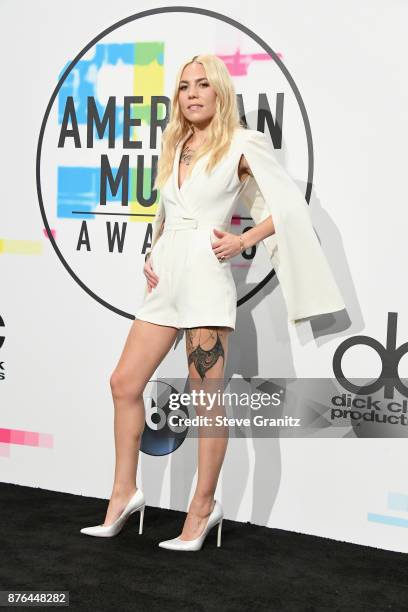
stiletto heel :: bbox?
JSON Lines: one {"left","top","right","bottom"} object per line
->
{"left": 138, "top": 504, "right": 145, "bottom": 535}
{"left": 217, "top": 518, "right": 223, "bottom": 547}
{"left": 80, "top": 489, "right": 146, "bottom": 538}
{"left": 158, "top": 499, "right": 224, "bottom": 551}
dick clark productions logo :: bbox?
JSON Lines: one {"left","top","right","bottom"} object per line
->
{"left": 333, "top": 312, "right": 408, "bottom": 400}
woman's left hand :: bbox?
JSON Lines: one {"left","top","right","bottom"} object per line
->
{"left": 211, "top": 228, "right": 243, "bottom": 261}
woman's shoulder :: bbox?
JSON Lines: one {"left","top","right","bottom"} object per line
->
{"left": 232, "top": 126, "right": 268, "bottom": 145}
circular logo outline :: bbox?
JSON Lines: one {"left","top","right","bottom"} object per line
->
{"left": 36, "top": 6, "right": 313, "bottom": 319}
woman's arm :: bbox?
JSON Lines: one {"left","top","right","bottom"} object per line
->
{"left": 238, "top": 153, "right": 275, "bottom": 250}
{"left": 240, "top": 214, "right": 275, "bottom": 250}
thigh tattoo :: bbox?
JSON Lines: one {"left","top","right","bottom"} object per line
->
{"left": 186, "top": 327, "right": 225, "bottom": 380}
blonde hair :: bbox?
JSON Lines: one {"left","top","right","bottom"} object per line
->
{"left": 154, "top": 54, "right": 243, "bottom": 190}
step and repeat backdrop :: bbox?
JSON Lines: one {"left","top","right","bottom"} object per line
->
{"left": 1, "top": 1, "right": 407, "bottom": 553}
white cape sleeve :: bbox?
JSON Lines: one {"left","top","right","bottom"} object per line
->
{"left": 237, "top": 128, "right": 346, "bottom": 325}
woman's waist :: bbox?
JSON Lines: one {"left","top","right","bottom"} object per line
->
{"left": 162, "top": 215, "right": 231, "bottom": 233}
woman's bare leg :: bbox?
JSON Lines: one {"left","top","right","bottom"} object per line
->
{"left": 103, "top": 319, "right": 179, "bottom": 526}
{"left": 179, "top": 325, "right": 230, "bottom": 540}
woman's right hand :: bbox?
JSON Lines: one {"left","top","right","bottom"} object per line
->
{"left": 143, "top": 254, "right": 159, "bottom": 293}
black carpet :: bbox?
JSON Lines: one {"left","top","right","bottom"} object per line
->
{"left": 1, "top": 482, "right": 407, "bottom": 612}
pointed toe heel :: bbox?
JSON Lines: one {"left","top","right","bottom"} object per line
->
{"left": 80, "top": 488, "right": 146, "bottom": 538}
{"left": 158, "top": 500, "right": 224, "bottom": 551}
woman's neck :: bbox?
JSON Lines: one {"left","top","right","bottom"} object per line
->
{"left": 188, "top": 122, "right": 211, "bottom": 147}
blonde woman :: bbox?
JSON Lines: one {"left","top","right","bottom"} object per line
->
{"left": 80, "top": 54, "right": 345, "bottom": 550}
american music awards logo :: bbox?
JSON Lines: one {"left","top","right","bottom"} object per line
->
{"left": 36, "top": 7, "right": 312, "bottom": 320}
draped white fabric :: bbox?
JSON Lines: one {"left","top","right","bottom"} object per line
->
{"left": 147, "top": 128, "right": 346, "bottom": 325}
{"left": 237, "top": 129, "right": 346, "bottom": 324}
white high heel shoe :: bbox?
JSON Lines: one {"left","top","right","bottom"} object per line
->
{"left": 80, "top": 488, "right": 145, "bottom": 537}
{"left": 158, "top": 499, "right": 223, "bottom": 551}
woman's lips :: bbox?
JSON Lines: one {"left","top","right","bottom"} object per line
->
{"left": 188, "top": 105, "right": 203, "bottom": 110}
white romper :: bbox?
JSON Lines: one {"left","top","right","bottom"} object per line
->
{"left": 135, "top": 127, "right": 346, "bottom": 334}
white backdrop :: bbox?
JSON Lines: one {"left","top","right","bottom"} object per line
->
{"left": 1, "top": 0, "right": 408, "bottom": 553}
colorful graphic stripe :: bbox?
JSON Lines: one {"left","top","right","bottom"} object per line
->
{"left": 368, "top": 491, "right": 408, "bottom": 528}
{"left": 0, "top": 428, "right": 53, "bottom": 448}
{"left": 0, "top": 239, "right": 43, "bottom": 255}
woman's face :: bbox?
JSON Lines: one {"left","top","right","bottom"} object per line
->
{"left": 178, "top": 62, "right": 217, "bottom": 128}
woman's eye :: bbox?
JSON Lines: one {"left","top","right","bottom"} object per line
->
{"left": 179, "top": 83, "right": 208, "bottom": 90}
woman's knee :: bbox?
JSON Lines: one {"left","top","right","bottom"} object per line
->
{"left": 110, "top": 369, "right": 144, "bottom": 401}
